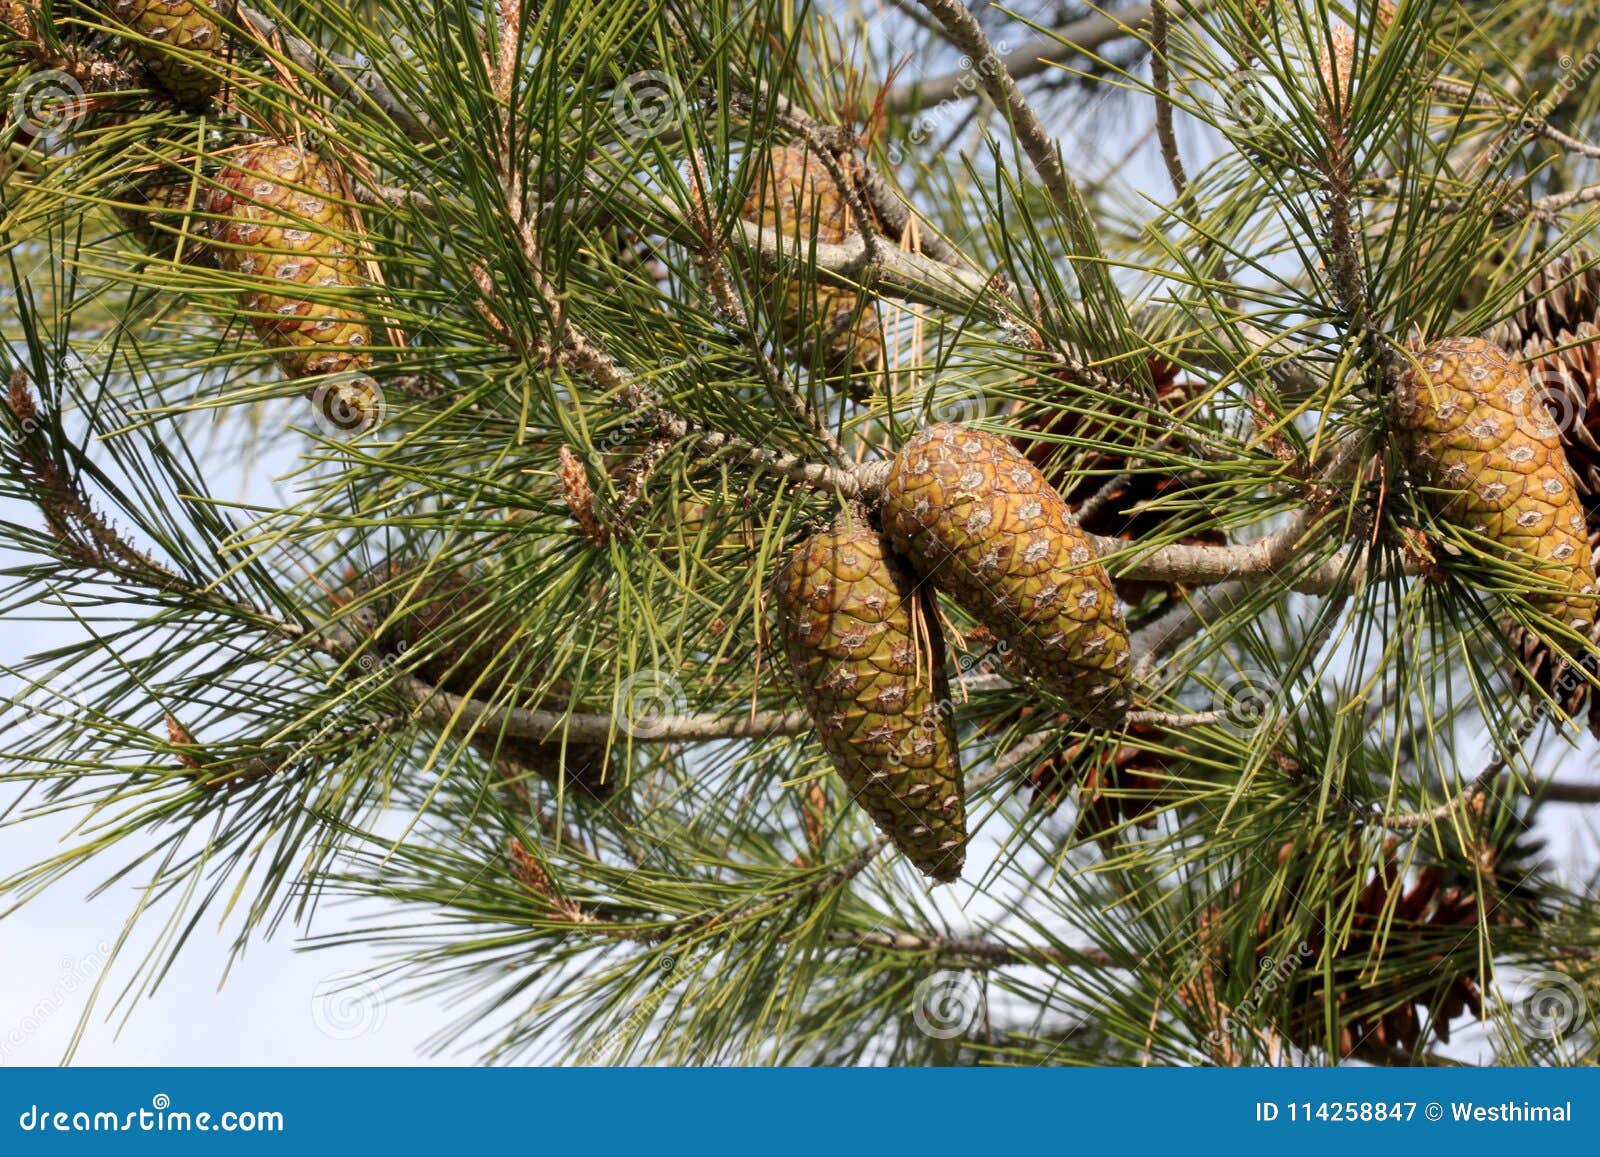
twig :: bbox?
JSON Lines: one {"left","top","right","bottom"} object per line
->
{"left": 828, "top": 929, "right": 1118, "bottom": 970}
{"left": 231, "top": 3, "right": 432, "bottom": 140}
{"left": 1376, "top": 707, "right": 1544, "bottom": 832}
{"left": 885, "top": 3, "right": 1173, "bottom": 116}
{"left": 1150, "top": 1, "right": 1189, "bottom": 201}
{"left": 1432, "top": 78, "right": 1600, "bottom": 163}
{"left": 1124, "top": 707, "right": 1232, "bottom": 729}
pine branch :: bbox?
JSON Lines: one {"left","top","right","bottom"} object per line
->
{"left": 884, "top": 2, "right": 1173, "bottom": 116}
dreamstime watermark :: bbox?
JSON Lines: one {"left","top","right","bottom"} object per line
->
{"left": 911, "top": 970, "right": 984, "bottom": 1040}
{"left": 614, "top": 668, "right": 687, "bottom": 738}
{"left": 9, "top": 70, "right": 86, "bottom": 154}
{"left": 308, "top": 371, "right": 386, "bottom": 438}
{"left": 923, "top": 376, "right": 989, "bottom": 427}
{"left": 1208, "top": 667, "right": 1283, "bottom": 726}
{"left": 1500, "top": 970, "right": 1590, "bottom": 1041}
{"left": 1210, "top": 69, "right": 1277, "bottom": 140}
{"left": 1485, "top": 42, "right": 1600, "bottom": 169}
{"left": 884, "top": 42, "right": 1010, "bottom": 166}
{"left": 576, "top": 952, "right": 688, "bottom": 1064}
{"left": 1205, "top": 940, "right": 1312, "bottom": 1046}
{"left": 2, "top": 667, "right": 91, "bottom": 746}
{"left": 16, "top": 1094, "right": 283, "bottom": 1134}
{"left": 0, "top": 942, "right": 112, "bottom": 1064}
{"left": 612, "top": 70, "right": 682, "bottom": 140}
{"left": 310, "top": 971, "right": 387, "bottom": 1040}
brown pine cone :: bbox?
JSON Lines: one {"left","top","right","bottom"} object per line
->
{"left": 1395, "top": 336, "right": 1600, "bottom": 732}
{"left": 740, "top": 145, "right": 883, "bottom": 398}
{"left": 772, "top": 514, "right": 965, "bottom": 881}
{"left": 881, "top": 424, "right": 1133, "bottom": 726}
{"left": 101, "top": 1, "right": 226, "bottom": 109}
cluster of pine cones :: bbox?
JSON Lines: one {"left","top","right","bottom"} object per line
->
{"left": 773, "top": 425, "right": 1134, "bottom": 881}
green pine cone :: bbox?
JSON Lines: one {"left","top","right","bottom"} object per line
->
{"left": 773, "top": 515, "right": 966, "bottom": 882}
{"left": 1395, "top": 337, "right": 1598, "bottom": 634}
{"left": 208, "top": 142, "right": 374, "bottom": 380}
{"left": 880, "top": 423, "right": 1133, "bottom": 726}
{"left": 103, "top": 1, "right": 225, "bottom": 109}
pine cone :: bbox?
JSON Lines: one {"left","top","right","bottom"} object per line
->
{"left": 1261, "top": 832, "right": 1522, "bottom": 1060}
{"left": 881, "top": 424, "right": 1133, "bottom": 726}
{"left": 102, "top": 1, "right": 225, "bottom": 109}
{"left": 741, "top": 145, "right": 883, "bottom": 398}
{"left": 1500, "top": 255, "right": 1600, "bottom": 730}
{"left": 772, "top": 514, "right": 965, "bottom": 881}
{"left": 338, "top": 563, "right": 616, "bottom": 800}
{"left": 1511, "top": 251, "right": 1600, "bottom": 495}
{"left": 1395, "top": 337, "right": 1600, "bottom": 729}
{"left": 208, "top": 142, "right": 373, "bottom": 379}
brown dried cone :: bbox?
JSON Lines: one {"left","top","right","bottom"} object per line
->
{"left": 336, "top": 563, "right": 616, "bottom": 801}
{"left": 1394, "top": 337, "right": 1600, "bottom": 733}
{"left": 101, "top": 1, "right": 226, "bottom": 109}
{"left": 1230, "top": 820, "right": 1539, "bottom": 1062}
{"left": 208, "top": 142, "right": 375, "bottom": 380}
{"left": 881, "top": 424, "right": 1133, "bottom": 726}
{"left": 1510, "top": 252, "right": 1600, "bottom": 495}
{"left": 772, "top": 514, "right": 966, "bottom": 881}
{"left": 116, "top": 177, "right": 210, "bottom": 263}
{"left": 740, "top": 145, "right": 883, "bottom": 399}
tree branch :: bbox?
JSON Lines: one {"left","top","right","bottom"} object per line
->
{"left": 885, "top": 3, "right": 1161, "bottom": 117}
{"left": 827, "top": 929, "right": 1118, "bottom": 970}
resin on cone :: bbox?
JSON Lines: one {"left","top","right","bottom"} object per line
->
{"left": 209, "top": 142, "right": 373, "bottom": 379}
{"left": 773, "top": 515, "right": 965, "bottom": 881}
{"left": 741, "top": 145, "right": 883, "bottom": 395}
{"left": 103, "top": 1, "right": 225, "bottom": 108}
{"left": 881, "top": 424, "right": 1133, "bottom": 726}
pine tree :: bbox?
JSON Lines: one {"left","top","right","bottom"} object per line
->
{"left": 2, "top": 0, "right": 1599, "bottom": 1065}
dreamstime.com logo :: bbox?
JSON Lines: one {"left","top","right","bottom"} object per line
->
{"left": 612, "top": 70, "right": 683, "bottom": 140}
{"left": 1205, "top": 940, "right": 1313, "bottom": 1046}
{"left": 17, "top": 1095, "right": 283, "bottom": 1135}
{"left": 9, "top": 70, "right": 86, "bottom": 154}
{"left": 311, "top": 971, "right": 387, "bottom": 1040}
{"left": 308, "top": 371, "right": 386, "bottom": 438}
{"left": 576, "top": 952, "right": 690, "bottom": 1064}
{"left": 1, "top": 667, "right": 91, "bottom": 747}
{"left": 614, "top": 668, "right": 687, "bottom": 739}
